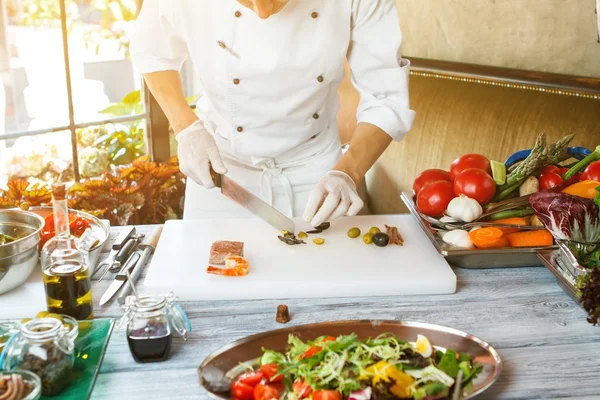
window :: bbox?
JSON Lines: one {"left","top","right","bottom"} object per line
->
{"left": 0, "top": 0, "right": 167, "bottom": 187}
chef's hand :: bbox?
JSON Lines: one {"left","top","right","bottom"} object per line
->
{"left": 176, "top": 120, "right": 227, "bottom": 189}
{"left": 303, "top": 171, "right": 364, "bottom": 227}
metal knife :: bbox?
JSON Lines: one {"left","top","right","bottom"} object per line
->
{"left": 93, "top": 226, "right": 136, "bottom": 280}
{"left": 99, "top": 252, "right": 141, "bottom": 306}
{"left": 211, "top": 169, "right": 295, "bottom": 234}
{"left": 117, "top": 226, "right": 163, "bottom": 305}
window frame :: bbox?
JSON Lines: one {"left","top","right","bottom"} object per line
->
{"left": 0, "top": 0, "right": 170, "bottom": 181}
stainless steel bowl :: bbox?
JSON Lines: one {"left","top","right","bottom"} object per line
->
{"left": 0, "top": 210, "right": 45, "bottom": 295}
{"left": 27, "top": 207, "right": 109, "bottom": 275}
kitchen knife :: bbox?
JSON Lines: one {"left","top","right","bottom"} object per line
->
{"left": 94, "top": 226, "right": 136, "bottom": 279}
{"left": 117, "top": 226, "right": 163, "bottom": 305}
{"left": 211, "top": 169, "right": 295, "bottom": 234}
{"left": 99, "top": 252, "right": 141, "bottom": 306}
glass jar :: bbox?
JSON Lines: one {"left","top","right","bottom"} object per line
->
{"left": 118, "top": 293, "right": 191, "bottom": 363}
{"left": 0, "top": 318, "right": 74, "bottom": 397}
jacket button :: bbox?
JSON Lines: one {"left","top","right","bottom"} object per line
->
{"left": 317, "top": 76, "right": 324, "bottom": 83}
{"left": 235, "top": 10, "right": 242, "bottom": 17}
{"left": 233, "top": 78, "right": 240, "bottom": 85}
{"left": 237, "top": 126, "right": 244, "bottom": 133}
{"left": 313, "top": 113, "right": 319, "bottom": 120}
{"left": 311, "top": 11, "right": 319, "bottom": 18}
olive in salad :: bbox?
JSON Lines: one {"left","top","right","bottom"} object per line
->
{"left": 231, "top": 333, "right": 482, "bottom": 400}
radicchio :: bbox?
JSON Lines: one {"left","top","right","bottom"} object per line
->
{"left": 529, "top": 191, "right": 600, "bottom": 243}
{"left": 348, "top": 387, "right": 372, "bottom": 400}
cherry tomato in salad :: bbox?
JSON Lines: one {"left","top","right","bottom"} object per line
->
{"left": 319, "top": 336, "right": 336, "bottom": 343}
{"left": 539, "top": 172, "right": 564, "bottom": 191}
{"left": 449, "top": 154, "right": 491, "bottom": 180}
{"left": 412, "top": 169, "right": 451, "bottom": 195}
{"left": 581, "top": 161, "right": 600, "bottom": 182}
{"left": 557, "top": 167, "right": 582, "bottom": 185}
{"left": 232, "top": 381, "right": 255, "bottom": 400}
{"left": 259, "top": 364, "right": 283, "bottom": 383}
{"left": 299, "top": 345, "right": 320, "bottom": 360}
{"left": 453, "top": 168, "right": 496, "bottom": 205}
{"left": 292, "top": 380, "right": 313, "bottom": 399}
{"left": 237, "top": 371, "right": 264, "bottom": 387}
{"left": 416, "top": 180, "right": 455, "bottom": 217}
{"left": 253, "top": 383, "right": 284, "bottom": 400}
{"left": 312, "top": 390, "right": 342, "bottom": 400}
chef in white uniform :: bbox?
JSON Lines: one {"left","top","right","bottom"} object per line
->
{"left": 130, "top": 0, "right": 415, "bottom": 227}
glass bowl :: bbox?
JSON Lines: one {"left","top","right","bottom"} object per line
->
{"left": 0, "top": 369, "right": 42, "bottom": 400}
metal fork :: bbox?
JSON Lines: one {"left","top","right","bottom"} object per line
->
{"left": 420, "top": 213, "right": 545, "bottom": 231}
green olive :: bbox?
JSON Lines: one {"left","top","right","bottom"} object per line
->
{"left": 313, "top": 238, "right": 325, "bottom": 245}
{"left": 347, "top": 227, "right": 361, "bottom": 239}
{"left": 297, "top": 232, "right": 308, "bottom": 239}
{"left": 363, "top": 232, "right": 374, "bottom": 244}
{"left": 369, "top": 226, "right": 381, "bottom": 234}
{"left": 45, "top": 313, "right": 64, "bottom": 324}
{"left": 21, "top": 318, "right": 32, "bottom": 324}
{"left": 35, "top": 311, "right": 49, "bottom": 319}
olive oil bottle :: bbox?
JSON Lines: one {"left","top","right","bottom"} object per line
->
{"left": 40, "top": 183, "right": 93, "bottom": 320}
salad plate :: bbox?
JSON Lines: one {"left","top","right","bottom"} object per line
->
{"left": 198, "top": 320, "right": 502, "bottom": 400}
{"left": 401, "top": 192, "right": 556, "bottom": 268}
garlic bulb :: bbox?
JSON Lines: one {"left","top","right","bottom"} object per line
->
{"left": 442, "top": 230, "right": 474, "bottom": 248}
{"left": 446, "top": 195, "right": 483, "bottom": 222}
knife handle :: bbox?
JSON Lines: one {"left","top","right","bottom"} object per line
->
{"left": 114, "top": 237, "right": 137, "bottom": 264}
{"left": 139, "top": 226, "right": 163, "bottom": 252}
{"left": 209, "top": 164, "right": 222, "bottom": 188}
{"left": 112, "top": 226, "right": 136, "bottom": 250}
{"left": 115, "top": 252, "right": 140, "bottom": 281}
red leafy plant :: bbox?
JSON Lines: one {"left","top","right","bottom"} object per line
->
{"left": 0, "top": 156, "right": 186, "bottom": 226}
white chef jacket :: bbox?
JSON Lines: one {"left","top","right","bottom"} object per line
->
{"left": 130, "top": 0, "right": 416, "bottom": 218}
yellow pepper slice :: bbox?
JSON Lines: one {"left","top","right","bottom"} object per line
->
{"left": 561, "top": 180, "right": 600, "bottom": 199}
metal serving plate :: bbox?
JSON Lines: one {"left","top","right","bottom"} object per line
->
{"left": 198, "top": 320, "right": 502, "bottom": 400}
{"left": 401, "top": 192, "right": 557, "bottom": 268}
{"left": 537, "top": 250, "right": 580, "bottom": 304}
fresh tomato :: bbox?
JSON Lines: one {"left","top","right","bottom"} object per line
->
{"left": 312, "top": 390, "right": 342, "bottom": 400}
{"left": 539, "top": 172, "right": 564, "bottom": 191}
{"left": 449, "top": 154, "right": 491, "bottom": 180}
{"left": 416, "top": 180, "right": 455, "bottom": 217}
{"left": 299, "top": 345, "right": 321, "bottom": 360}
{"left": 413, "top": 169, "right": 451, "bottom": 195}
{"left": 557, "top": 167, "right": 582, "bottom": 185}
{"left": 581, "top": 161, "right": 600, "bottom": 181}
{"left": 253, "top": 383, "right": 284, "bottom": 400}
{"left": 237, "top": 371, "right": 264, "bottom": 387}
{"left": 259, "top": 364, "right": 283, "bottom": 383}
{"left": 292, "top": 380, "right": 313, "bottom": 399}
{"left": 319, "top": 336, "right": 336, "bottom": 343}
{"left": 232, "top": 381, "right": 255, "bottom": 400}
{"left": 453, "top": 168, "right": 496, "bottom": 205}
{"left": 541, "top": 165, "right": 560, "bottom": 175}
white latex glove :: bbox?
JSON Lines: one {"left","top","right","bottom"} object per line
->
{"left": 303, "top": 171, "right": 364, "bottom": 227}
{"left": 176, "top": 120, "right": 227, "bottom": 189}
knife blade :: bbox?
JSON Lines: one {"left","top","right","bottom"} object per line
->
{"left": 212, "top": 170, "right": 295, "bottom": 234}
{"left": 99, "top": 252, "right": 140, "bottom": 306}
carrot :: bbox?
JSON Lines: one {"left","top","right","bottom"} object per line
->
{"left": 506, "top": 230, "right": 554, "bottom": 247}
{"left": 492, "top": 217, "right": 530, "bottom": 234}
{"left": 469, "top": 227, "right": 509, "bottom": 249}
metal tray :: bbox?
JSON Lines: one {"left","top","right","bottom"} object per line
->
{"left": 537, "top": 250, "right": 580, "bottom": 304}
{"left": 198, "top": 320, "right": 502, "bottom": 400}
{"left": 401, "top": 192, "right": 557, "bottom": 269}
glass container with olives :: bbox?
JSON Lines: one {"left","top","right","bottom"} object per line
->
{"left": 1, "top": 318, "right": 75, "bottom": 396}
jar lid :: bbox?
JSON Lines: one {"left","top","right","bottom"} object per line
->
{"left": 167, "top": 301, "right": 192, "bottom": 337}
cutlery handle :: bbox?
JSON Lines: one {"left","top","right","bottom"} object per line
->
{"left": 112, "top": 226, "right": 136, "bottom": 250}
{"left": 116, "top": 252, "right": 140, "bottom": 281}
{"left": 114, "top": 237, "right": 137, "bottom": 265}
{"left": 209, "top": 164, "right": 222, "bottom": 188}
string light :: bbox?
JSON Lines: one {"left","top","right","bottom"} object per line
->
{"left": 409, "top": 71, "right": 599, "bottom": 100}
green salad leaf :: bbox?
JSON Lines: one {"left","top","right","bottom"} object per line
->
{"left": 438, "top": 349, "right": 459, "bottom": 378}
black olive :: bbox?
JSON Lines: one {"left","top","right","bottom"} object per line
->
{"left": 373, "top": 232, "right": 390, "bottom": 247}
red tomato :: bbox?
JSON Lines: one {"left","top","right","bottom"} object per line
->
{"left": 253, "top": 383, "right": 284, "bottom": 400}
{"left": 413, "top": 169, "right": 451, "bottom": 194}
{"left": 453, "top": 168, "right": 496, "bottom": 205}
{"left": 541, "top": 165, "right": 560, "bottom": 175}
{"left": 237, "top": 371, "right": 264, "bottom": 387}
{"left": 299, "top": 345, "right": 321, "bottom": 360}
{"left": 539, "top": 172, "right": 564, "bottom": 191}
{"left": 557, "top": 167, "right": 582, "bottom": 185}
{"left": 293, "top": 380, "right": 313, "bottom": 399}
{"left": 312, "top": 390, "right": 342, "bottom": 400}
{"left": 319, "top": 336, "right": 336, "bottom": 343}
{"left": 449, "top": 154, "right": 491, "bottom": 180}
{"left": 416, "top": 180, "right": 455, "bottom": 216}
{"left": 259, "top": 364, "right": 283, "bottom": 383}
{"left": 581, "top": 161, "right": 600, "bottom": 181}
{"left": 232, "top": 381, "right": 254, "bottom": 400}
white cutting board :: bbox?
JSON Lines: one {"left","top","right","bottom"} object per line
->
{"left": 145, "top": 214, "right": 456, "bottom": 300}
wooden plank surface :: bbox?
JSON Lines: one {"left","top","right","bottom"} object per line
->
{"left": 91, "top": 225, "right": 600, "bottom": 400}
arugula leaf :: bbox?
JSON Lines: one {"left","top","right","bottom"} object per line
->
{"left": 437, "top": 350, "right": 459, "bottom": 378}
{"left": 326, "top": 333, "right": 358, "bottom": 352}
